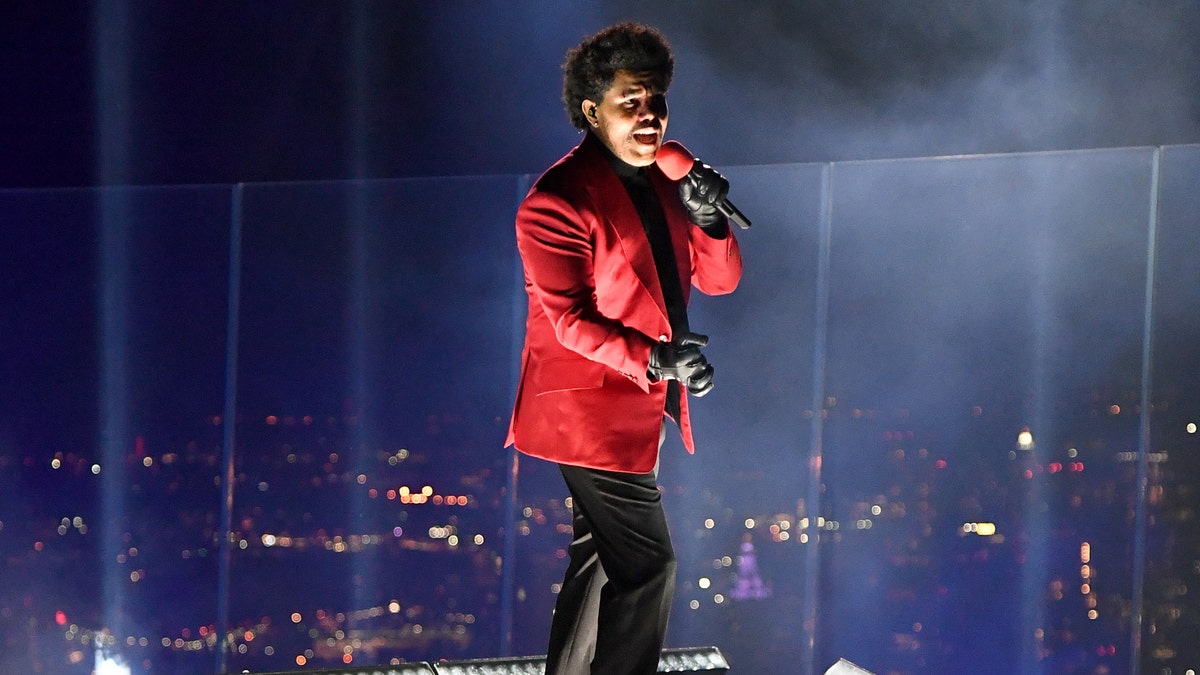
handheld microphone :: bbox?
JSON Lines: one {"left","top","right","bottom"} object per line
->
{"left": 655, "top": 140, "right": 751, "bottom": 229}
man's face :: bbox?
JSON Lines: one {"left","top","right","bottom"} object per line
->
{"left": 583, "top": 69, "right": 668, "bottom": 167}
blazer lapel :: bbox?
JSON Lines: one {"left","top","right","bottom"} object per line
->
{"left": 580, "top": 140, "right": 669, "bottom": 320}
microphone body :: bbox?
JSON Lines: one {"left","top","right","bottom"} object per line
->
{"left": 655, "top": 140, "right": 752, "bottom": 229}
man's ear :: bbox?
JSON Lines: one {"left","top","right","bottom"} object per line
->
{"left": 582, "top": 100, "right": 598, "bottom": 125}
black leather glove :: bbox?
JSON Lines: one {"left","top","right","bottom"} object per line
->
{"left": 679, "top": 159, "right": 729, "bottom": 238}
{"left": 648, "top": 332, "right": 715, "bottom": 397}
{"left": 685, "top": 360, "right": 715, "bottom": 397}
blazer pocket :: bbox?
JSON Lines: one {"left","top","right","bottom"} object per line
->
{"left": 533, "top": 357, "right": 605, "bottom": 395}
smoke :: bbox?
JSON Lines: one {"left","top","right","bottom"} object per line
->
{"left": 9, "top": 1, "right": 1195, "bottom": 186}
{"left": 602, "top": 1, "right": 1200, "bottom": 166}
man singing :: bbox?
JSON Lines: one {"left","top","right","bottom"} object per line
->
{"left": 505, "top": 22, "right": 742, "bottom": 674}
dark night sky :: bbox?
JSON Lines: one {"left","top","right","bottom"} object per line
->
{"left": 3, "top": 1, "right": 1200, "bottom": 189}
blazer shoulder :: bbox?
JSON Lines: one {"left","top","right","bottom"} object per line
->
{"left": 529, "top": 142, "right": 596, "bottom": 200}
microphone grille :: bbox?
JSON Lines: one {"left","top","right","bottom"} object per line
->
{"left": 655, "top": 140, "right": 694, "bottom": 181}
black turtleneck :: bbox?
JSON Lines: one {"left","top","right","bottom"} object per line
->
{"left": 598, "top": 136, "right": 688, "bottom": 422}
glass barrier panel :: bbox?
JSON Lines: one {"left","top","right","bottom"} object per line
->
{"left": 227, "top": 177, "right": 520, "bottom": 673}
{"left": 662, "top": 163, "right": 826, "bottom": 672}
{"left": 498, "top": 162, "right": 829, "bottom": 669}
{"left": 0, "top": 186, "right": 233, "bottom": 674}
{"left": 820, "top": 148, "right": 1156, "bottom": 674}
{"left": 1145, "top": 144, "right": 1200, "bottom": 673}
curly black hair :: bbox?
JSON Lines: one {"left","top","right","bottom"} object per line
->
{"left": 561, "top": 22, "right": 674, "bottom": 130}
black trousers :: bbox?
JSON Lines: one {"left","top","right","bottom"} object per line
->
{"left": 545, "top": 435, "right": 676, "bottom": 675}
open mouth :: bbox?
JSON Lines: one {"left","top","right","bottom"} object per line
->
{"left": 633, "top": 128, "right": 659, "bottom": 145}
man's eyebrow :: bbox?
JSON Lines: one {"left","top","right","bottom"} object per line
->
{"left": 621, "top": 83, "right": 660, "bottom": 97}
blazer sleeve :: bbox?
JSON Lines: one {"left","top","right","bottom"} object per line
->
{"left": 516, "top": 187, "right": 657, "bottom": 391}
{"left": 688, "top": 219, "right": 743, "bottom": 296}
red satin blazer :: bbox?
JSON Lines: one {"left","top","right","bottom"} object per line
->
{"left": 506, "top": 134, "right": 742, "bottom": 473}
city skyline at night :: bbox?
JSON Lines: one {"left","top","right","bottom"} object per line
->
{"left": 3, "top": 375, "right": 1197, "bottom": 673}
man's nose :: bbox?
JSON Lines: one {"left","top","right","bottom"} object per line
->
{"left": 645, "top": 94, "right": 668, "bottom": 119}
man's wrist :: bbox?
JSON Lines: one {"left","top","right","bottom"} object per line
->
{"left": 691, "top": 212, "right": 728, "bottom": 239}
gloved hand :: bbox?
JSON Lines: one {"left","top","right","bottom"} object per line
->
{"left": 679, "top": 159, "right": 729, "bottom": 237}
{"left": 685, "top": 360, "right": 715, "bottom": 397}
{"left": 648, "top": 332, "right": 715, "bottom": 397}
